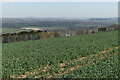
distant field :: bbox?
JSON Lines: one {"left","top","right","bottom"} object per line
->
{"left": 2, "top": 28, "right": 22, "bottom": 34}
{"left": 1, "top": 27, "right": 63, "bottom": 34}
{"left": 2, "top": 31, "right": 119, "bottom": 78}
{"left": 2, "top": 18, "right": 117, "bottom": 29}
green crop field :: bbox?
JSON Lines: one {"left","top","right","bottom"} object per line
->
{"left": 53, "top": 50, "right": 119, "bottom": 78}
{"left": 2, "top": 31, "right": 119, "bottom": 78}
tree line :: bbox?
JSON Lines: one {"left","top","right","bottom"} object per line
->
{"left": 1, "top": 30, "right": 61, "bottom": 43}
{"left": 1, "top": 24, "right": 119, "bottom": 43}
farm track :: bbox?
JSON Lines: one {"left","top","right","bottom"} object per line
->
{"left": 11, "top": 46, "right": 120, "bottom": 78}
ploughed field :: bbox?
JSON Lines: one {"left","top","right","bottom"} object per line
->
{"left": 2, "top": 31, "right": 119, "bottom": 78}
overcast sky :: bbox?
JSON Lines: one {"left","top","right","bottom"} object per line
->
{"left": 1, "top": 2, "right": 118, "bottom": 18}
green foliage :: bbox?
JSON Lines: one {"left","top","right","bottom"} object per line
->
{"left": 59, "top": 54, "right": 119, "bottom": 78}
{"left": 98, "top": 27, "right": 107, "bottom": 31}
{"left": 2, "top": 31, "right": 119, "bottom": 78}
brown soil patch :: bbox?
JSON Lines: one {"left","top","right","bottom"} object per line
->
{"left": 60, "top": 63, "right": 66, "bottom": 68}
{"left": 69, "top": 65, "right": 80, "bottom": 71}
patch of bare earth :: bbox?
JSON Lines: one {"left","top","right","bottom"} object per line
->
{"left": 59, "top": 63, "right": 66, "bottom": 68}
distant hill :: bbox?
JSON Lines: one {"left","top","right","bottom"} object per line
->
{"left": 2, "top": 17, "right": 117, "bottom": 30}
{"left": 89, "top": 18, "right": 112, "bottom": 20}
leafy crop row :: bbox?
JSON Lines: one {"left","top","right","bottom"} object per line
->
{"left": 2, "top": 31, "right": 119, "bottom": 78}
{"left": 57, "top": 52, "right": 119, "bottom": 78}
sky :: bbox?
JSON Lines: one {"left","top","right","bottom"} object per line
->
{"left": 0, "top": 0, "right": 119, "bottom": 2}
{"left": 1, "top": 2, "right": 118, "bottom": 18}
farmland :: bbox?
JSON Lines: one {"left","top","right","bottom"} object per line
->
{"left": 53, "top": 52, "right": 119, "bottom": 78}
{"left": 2, "top": 31, "right": 119, "bottom": 78}
{"left": 2, "top": 18, "right": 117, "bottom": 31}
{"left": 1, "top": 28, "right": 21, "bottom": 34}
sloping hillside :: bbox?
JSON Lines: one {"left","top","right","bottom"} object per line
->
{"left": 2, "top": 31, "right": 119, "bottom": 78}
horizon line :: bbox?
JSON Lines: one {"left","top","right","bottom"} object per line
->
{"left": 1, "top": 17, "right": 117, "bottom": 18}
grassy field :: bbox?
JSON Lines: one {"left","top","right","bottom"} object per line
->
{"left": 2, "top": 31, "right": 119, "bottom": 78}
{"left": 1, "top": 28, "right": 22, "bottom": 34}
